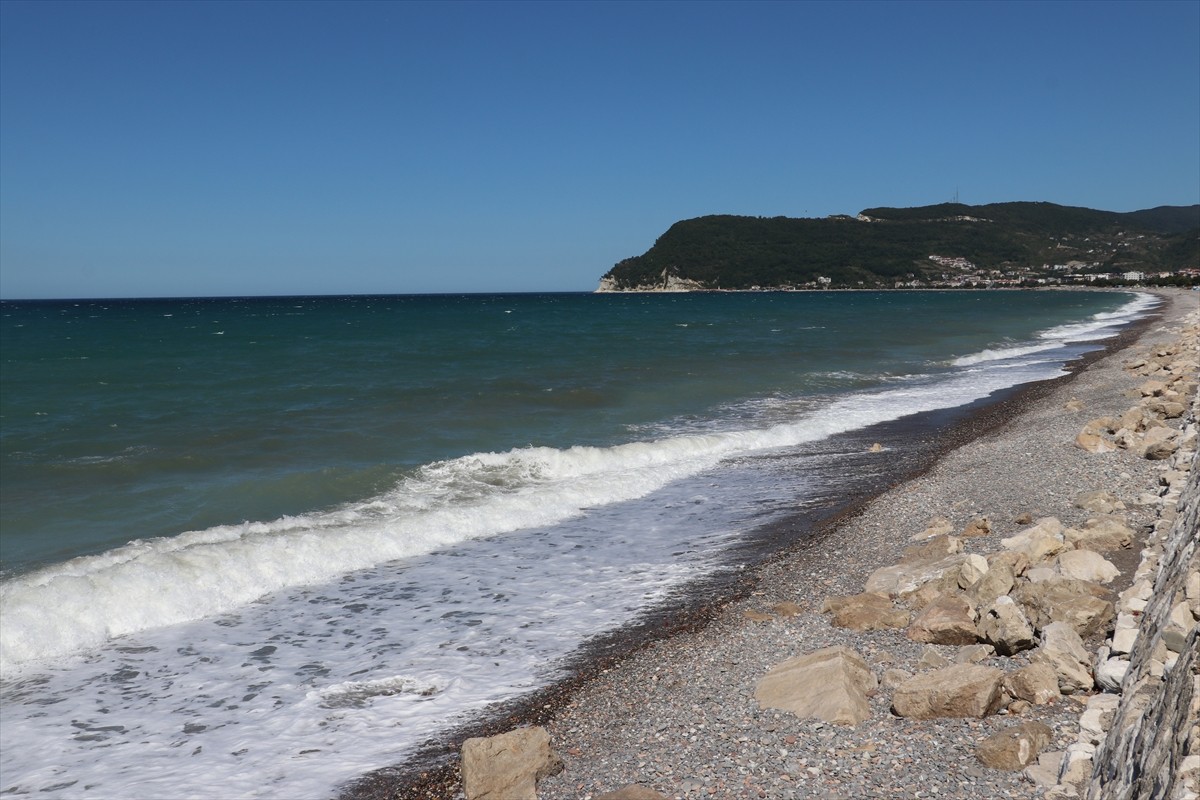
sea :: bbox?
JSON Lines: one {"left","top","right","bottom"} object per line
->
{"left": 0, "top": 289, "right": 1158, "bottom": 798}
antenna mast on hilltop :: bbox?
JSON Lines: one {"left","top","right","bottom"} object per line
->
{"left": 954, "top": 187, "right": 960, "bottom": 204}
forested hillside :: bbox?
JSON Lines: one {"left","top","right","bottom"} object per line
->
{"left": 599, "top": 202, "right": 1199, "bottom": 290}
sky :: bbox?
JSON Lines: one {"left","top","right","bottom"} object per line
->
{"left": 1, "top": 0, "right": 1198, "bottom": 299}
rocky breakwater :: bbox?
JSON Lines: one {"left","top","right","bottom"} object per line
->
{"left": 450, "top": 298, "right": 1198, "bottom": 800}
{"left": 794, "top": 310, "right": 1200, "bottom": 799}
{"left": 754, "top": 308, "right": 1199, "bottom": 798}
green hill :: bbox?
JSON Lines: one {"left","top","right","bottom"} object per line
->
{"left": 599, "top": 202, "right": 1200, "bottom": 291}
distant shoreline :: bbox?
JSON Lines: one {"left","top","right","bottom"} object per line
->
{"left": 1, "top": 285, "right": 1179, "bottom": 304}
{"left": 593, "top": 284, "right": 1177, "bottom": 294}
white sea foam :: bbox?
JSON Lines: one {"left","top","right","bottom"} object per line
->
{"left": 0, "top": 471, "right": 747, "bottom": 798}
{"left": 2, "top": 293, "right": 1158, "bottom": 676}
{"left": 0, "top": 292, "right": 1158, "bottom": 798}
{"left": 951, "top": 292, "right": 1157, "bottom": 366}
{"left": 952, "top": 341, "right": 1064, "bottom": 366}
{"left": 0, "top": 303, "right": 1129, "bottom": 676}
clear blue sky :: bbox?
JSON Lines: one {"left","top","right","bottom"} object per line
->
{"left": 2, "top": 0, "right": 1197, "bottom": 299}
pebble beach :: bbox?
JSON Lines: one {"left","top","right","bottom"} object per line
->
{"left": 353, "top": 289, "right": 1199, "bottom": 800}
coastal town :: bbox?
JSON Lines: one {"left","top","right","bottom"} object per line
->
{"left": 912, "top": 244, "right": 1200, "bottom": 289}
{"left": 807, "top": 229, "right": 1198, "bottom": 290}
{"left": 790, "top": 262, "right": 1200, "bottom": 291}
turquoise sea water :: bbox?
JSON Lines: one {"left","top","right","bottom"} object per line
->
{"left": 0, "top": 290, "right": 1154, "bottom": 798}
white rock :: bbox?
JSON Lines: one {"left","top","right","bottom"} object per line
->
{"left": 1066, "top": 740, "right": 1096, "bottom": 760}
{"left": 1118, "top": 580, "right": 1152, "bottom": 613}
{"left": 1188, "top": 571, "right": 1200, "bottom": 619}
{"left": 1032, "top": 622, "right": 1093, "bottom": 693}
{"left": 1055, "top": 550, "right": 1120, "bottom": 584}
{"left": 1023, "top": 751, "right": 1065, "bottom": 788}
{"left": 1025, "top": 567, "right": 1058, "bottom": 583}
{"left": 864, "top": 555, "right": 966, "bottom": 598}
{"left": 958, "top": 554, "right": 990, "bottom": 589}
{"left": 1132, "top": 492, "right": 1162, "bottom": 507}
{"left": 1179, "top": 753, "right": 1200, "bottom": 788}
{"left": 1079, "top": 695, "right": 1120, "bottom": 743}
{"left": 1111, "top": 627, "right": 1139, "bottom": 655}
{"left": 1115, "top": 611, "right": 1141, "bottom": 630}
{"left": 1001, "top": 518, "right": 1067, "bottom": 561}
{"left": 1061, "top": 744, "right": 1094, "bottom": 787}
{"left": 1095, "top": 657, "right": 1130, "bottom": 692}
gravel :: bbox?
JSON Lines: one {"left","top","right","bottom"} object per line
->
{"left": 341, "top": 290, "right": 1196, "bottom": 800}
{"left": 532, "top": 291, "right": 1197, "bottom": 800}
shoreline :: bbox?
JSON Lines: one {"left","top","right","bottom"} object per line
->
{"left": 342, "top": 290, "right": 1191, "bottom": 800}
{"left": 592, "top": 285, "right": 1177, "bottom": 295}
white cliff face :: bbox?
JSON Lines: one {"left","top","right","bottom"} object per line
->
{"left": 594, "top": 268, "right": 707, "bottom": 293}
{"left": 659, "top": 273, "right": 706, "bottom": 292}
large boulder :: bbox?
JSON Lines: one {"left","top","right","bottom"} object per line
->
{"left": 900, "top": 535, "right": 963, "bottom": 563}
{"left": 1117, "top": 406, "right": 1149, "bottom": 433}
{"left": 906, "top": 593, "right": 979, "bottom": 646}
{"left": 968, "top": 563, "right": 1016, "bottom": 606}
{"left": 976, "top": 595, "right": 1036, "bottom": 656}
{"left": 1076, "top": 430, "right": 1117, "bottom": 453}
{"left": 1004, "top": 662, "right": 1061, "bottom": 705}
{"left": 976, "top": 721, "right": 1054, "bottom": 770}
{"left": 1012, "top": 577, "right": 1114, "bottom": 638}
{"left": 1031, "top": 622, "right": 1093, "bottom": 693}
{"left": 1137, "top": 426, "right": 1179, "bottom": 460}
{"left": 462, "top": 727, "right": 564, "bottom": 800}
{"left": 959, "top": 517, "right": 992, "bottom": 538}
{"left": 1081, "top": 416, "right": 1118, "bottom": 435}
{"left": 864, "top": 555, "right": 966, "bottom": 598}
{"left": 1138, "top": 378, "right": 1169, "bottom": 396}
{"left": 905, "top": 583, "right": 949, "bottom": 611}
{"left": 1000, "top": 518, "right": 1068, "bottom": 563}
{"left": 987, "top": 550, "right": 1031, "bottom": 579}
{"left": 1054, "top": 549, "right": 1120, "bottom": 584}
{"left": 755, "top": 646, "right": 878, "bottom": 725}
{"left": 1074, "top": 490, "right": 1125, "bottom": 515}
{"left": 891, "top": 664, "right": 1005, "bottom": 719}
{"left": 1145, "top": 399, "right": 1186, "bottom": 419}
{"left": 957, "top": 554, "right": 990, "bottom": 589}
{"left": 1095, "top": 654, "right": 1130, "bottom": 692}
{"left": 1063, "top": 516, "right": 1133, "bottom": 552}
{"left": 821, "top": 592, "right": 909, "bottom": 631}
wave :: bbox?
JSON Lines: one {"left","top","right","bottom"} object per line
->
{"left": 0, "top": 294, "right": 1156, "bottom": 674}
{"left": 952, "top": 292, "right": 1157, "bottom": 366}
